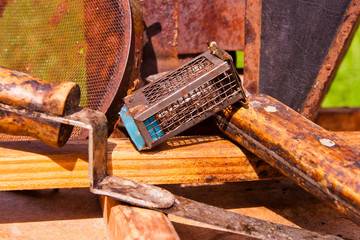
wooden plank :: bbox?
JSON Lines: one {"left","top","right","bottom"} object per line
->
{"left": 317, "top": 107, "right": 360, "bottom": 131}
{"left": 100, "top": 196, "right": 180, "bottom": 240}
{"left": 0, "top": 188, "right": 108, "bottom": 240}
{"left": 216, "top": 94, "right": 360, "bottom": 224}
{"left": 1, "top": 179, "right": 359, "bottom": 239}
{"left": 0, "top": 136, "right": 282, "bottom": 191}
{"left": 0, "top": 131, "right": 358, "bottom": 192}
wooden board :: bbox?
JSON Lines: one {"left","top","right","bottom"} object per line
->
{"left": 0, "top": 136, "right": 281, "bottom": 191}
{"left": 1, "top": 179, "right": 359, "bottom": 239}
{"left": 0, "top": 188, "right": 108, "bottom": 240}
{"left": 98, "top": 179, "right": 360, "bottom": 240}
{"left": 0, "top": 132, "right": 357, "bottom": 191}
{"left": 100, "top": 196, "right": 180, "bottom": 240}
{"left": 317, "top": 107, "right": 360, "bottom": 131}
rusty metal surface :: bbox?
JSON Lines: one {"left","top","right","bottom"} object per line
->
{"left": 159, "top": 196, "right": 342, "bottom": 239}
{"left": 84, "top": 0, "right": 132, "bottom": 114}
{"left": 216, "top": 94, "right": 360, "bottom": 225}
{"left": 301, "top": 0, "right": 360, "bottom": 120}
{"left": 106, "top": 0, "right": 145, "bottom": 135}
{"left": 141, "top": 0, "right": 246, "bottom": 78}
{"left": 177, "top": 0, "right": 245, "bottom": 54}
{"left": 0, "top": 0, "right": 134, "bottom": 139}
{"left": 142, "top": 0, "right": 180, "bottom": 77}
{"left": 243, "top": 0, "right": 261, "bottom": 94}
{"left": 123, "top": 44, "right": 246, "bottom": 150}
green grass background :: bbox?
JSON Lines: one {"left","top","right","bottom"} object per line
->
{"left": 322, "top": 27, "right": 360, "bottom": 107}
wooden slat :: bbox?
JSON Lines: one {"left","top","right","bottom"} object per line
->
{"left": 0, "top": 132, "right": 358, "bottom": 191}
{"left": 317, "top": 107, "right": 360, "bottom": 131}
{"left": 100, "top": 196, "right": 180, "bottom": 240}
{"left": 0, "top": 136, "right": 282, "bottom": 191}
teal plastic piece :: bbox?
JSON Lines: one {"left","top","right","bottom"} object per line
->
{"left": 144, "top": 116, "right": 163, "bottom": 140}
{"left": 120, "top": 105, "right": 146, "bottom": 151}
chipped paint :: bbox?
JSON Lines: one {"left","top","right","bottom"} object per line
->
{"left": 265, "top": 106, "right": 277, "bottom": 113}
{"left": 320, "top": 138, "right": 336, "bottom": 147}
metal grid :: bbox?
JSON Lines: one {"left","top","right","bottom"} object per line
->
{"left": 0, "top": 0, "right": 130, "bottom": 140}
{"left": 144, "top": 116, "right": 163, "bottom": 140}
{"left": 145, "top": 71, "right": 240, "bottom": 137}
{"left": 142, "top": 56, "right": 214, "bottom": 105}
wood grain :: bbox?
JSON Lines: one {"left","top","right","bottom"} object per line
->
{"left": 0, "top": 136, "right": 282, "bottom": 191}
{"left": 317, "top": 107, "right": 360, "bottom": 131}
{"left": 0, "top": 131, "right": 358, "bottom": 192}
{"left": 216, "top": 94, "right": 360, "bottom": 224}
{"left": 0, "top": 66, "right": 80, "bottom": 116}
{"left": 100, "top": 196, "right": 180, "bottom": 240}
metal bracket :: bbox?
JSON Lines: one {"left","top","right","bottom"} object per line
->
{"left": 0, "top": 104, "right": 175, "bottom": 209}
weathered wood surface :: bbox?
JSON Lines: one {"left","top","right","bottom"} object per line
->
{"left": 0, "top": 67, "right": 80, "bottom": 147}
{"left": 216, "top": 94, "right": 360, "bottom": 225}
{"left": 1, "top": 179, "right": 359, "bottom": 240}
{"left": 317, "top": 107, "right": 360, "bottom": 131}
{"left": 0, "top": 136, "right": 282, "bottom": 191}
{"left": 100, "top": 196, "right": 180, "bottom": 240}
{"left": 0, "top": 66, "right": 80, "bottom": 116}
{"left": 0, "top": 108, "right": 73, "bottom": 148}
{"left": 0, "top": 131, "right": 358, "bottom": 192}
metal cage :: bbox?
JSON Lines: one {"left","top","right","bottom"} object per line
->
{"left": 120, "top": 43, "right": 246, "bottom": 150}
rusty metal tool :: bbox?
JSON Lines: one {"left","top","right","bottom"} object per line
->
{"left": 0, "top": 66, "right": 342, "bottom": 239}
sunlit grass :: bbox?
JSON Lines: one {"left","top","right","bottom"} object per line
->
{"left": 322, "top": 27, "right": 360, "bottom": 107}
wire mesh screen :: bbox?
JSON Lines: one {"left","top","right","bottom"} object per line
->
{"left": 147, "top": 71, "right": 240, "bottom": 138}
{"left": 142, "top": 56, "right": 214, "bottom": 105}
{"left": 0, "top": 0, "right": 131, "bottom": 139}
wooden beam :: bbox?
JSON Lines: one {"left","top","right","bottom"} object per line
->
{"left": 216, "top": 94, "right": 360, "bottom": 224}
{"left": 100, "top": 196, "right": 180, "bottom": 240}
{"left": 317, "top": 107, "right": 360, "bottom": 131}
{"left": 0, "top": 132, "right": 357, "bottom": 191}
{"left": 0, "top": 135, "right": 281, "bottom": 191}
